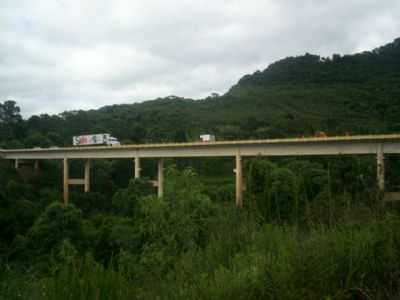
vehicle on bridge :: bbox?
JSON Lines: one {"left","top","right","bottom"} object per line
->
{"left": 314, "top": 131, "right": 327, "bottom": 138}
{"left": 73, "top": 134, "right": 120, "bottom": 146}
{"left": 200, "top": 134, "right": 216, "bottom": 142}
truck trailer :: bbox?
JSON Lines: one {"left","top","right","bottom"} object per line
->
{"left": 200, "top": 134, "right": 216, "bottom": 142}
{"left": 72, "top": 134, "right": 120, "bottom": 146}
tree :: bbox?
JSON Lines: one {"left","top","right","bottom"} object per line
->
{"left": 27, "top": 202, "right": 84, "bottom": 255}
{"left": 0, "top": 100, "right": 22, "bottom": 124}
{"left": 136, "top": 167, "right": 215, "bottom": 274}
{"left": 112, "top": 178, "right": 153, "bottom": 217}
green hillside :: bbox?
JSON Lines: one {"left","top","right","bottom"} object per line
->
{"left": 95, "top": 37, "right": 400, "bottom": 139}
{"left": 226, "top": 38, "right": 400, "bottom": 136}
{"left": 2, "top": 38, "right": 399, "bottom": 149}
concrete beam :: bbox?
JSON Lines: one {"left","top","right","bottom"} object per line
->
{"left": 150, "top": 180, "right": 158, "bottom": 187}
{"left": 134, "top": 157, "right": 141, "bottom": 179}
{"left": 235, "top": 152, "right": 243, "bottom": 208}
{"left": 69, "top": 179, "right": 85, "bottom": 185}
{"left": 384, "top": 192, "right": 400, "bottom": 202}
{"left": 158, "top": 158, "right": 164, "bottom": 198}
{"left": 63, "top": 158, "right": 69, "bottom": 205}
{"left": 14, "top": 159, "right": 39, "bottom": 169}
{"left": 2, "top": 135, "right": 400, "bottom": 160}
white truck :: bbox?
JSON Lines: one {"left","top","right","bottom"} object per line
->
{"left": 200, "top": 134, "right": 216, "bottom": 142}
{"left": 73, "top": 134, "right": 120, "bottom": 146}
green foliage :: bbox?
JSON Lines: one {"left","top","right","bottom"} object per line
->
{"left": 134, "top": 167, "right": 216, "bottom": 277}
{"left": 0, "top": 166, "right": 40, "bottom": 243}
{"left": 246, "top": 157, "right": 378, "bottom": 225}
{"left": 112, "top": 178, "right": 153, "bottom": 217}
{"left": 24, "top": 132, "right": 52, "bottom": 148}
{"left": 26, "top": 203, "right": 84, "bottom": 256}
{"left": 235, "top": 38, "right": 400, "bottom": 89}
{"left": 90, "top": 215, "right": 139, "bottom": 263}
{"left": 153, "top": 216, "right": 400, "bottom": 300}
{"left": 90, "top": 161, "right": 118, "bottom": 198}
{"left": 35, "top": 242, "right": 136, "bottom": 300}
{"left": 70, "top": 192, "right": 109, "bottom": 216}
{"left": 1, "top": 164, "right": 400, "bottom": 299}
{"left": 0, "top": 265, "right": 32, "bottom": 300}
{"left": 0, "top": 100, "right": 22, "bottom": 124}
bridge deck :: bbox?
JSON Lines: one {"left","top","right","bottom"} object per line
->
{"left": 1, "top": 134, "right": 400, "bottom": 159}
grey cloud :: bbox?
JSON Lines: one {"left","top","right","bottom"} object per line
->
{"left": 0, "top": 0, "right": 399, "bottom": 116}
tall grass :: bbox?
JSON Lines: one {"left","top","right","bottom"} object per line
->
{"left": 5, "top": 210, "right": 400, "bottom": 299}
{"left": 148, "top": 214, "right": 400, "bottom": 299}
{"left": 0, "top": 265, "right": 32, "bottom": 300}
{"left": 35, "top": 253, "right": 136, "bottom": 300}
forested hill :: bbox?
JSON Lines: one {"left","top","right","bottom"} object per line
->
{"left": 1, "top": 38, "right": 400, "bottom": 148}
{"left": 233, "top": 38, "right": 400, "bottom": 87}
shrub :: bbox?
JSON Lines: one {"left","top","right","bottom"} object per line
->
{"left": 27, "top": 202, "right": 84, "bottom": 256}
{"left": 36, "top": 243, "right": 136, "bottom": 300}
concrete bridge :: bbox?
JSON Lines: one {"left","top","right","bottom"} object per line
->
{"left": 1, "top": 134, "right": 400, "bottom": 207}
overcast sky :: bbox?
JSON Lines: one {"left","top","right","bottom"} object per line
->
{"left": 1, "top": 0, "right": 399, "bottom": 116}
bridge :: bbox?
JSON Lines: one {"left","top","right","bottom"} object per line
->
{"left": 1, "top": 134, "right": 400, "bottom": 207}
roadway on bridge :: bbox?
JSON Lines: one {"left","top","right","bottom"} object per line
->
{"left": 1, "top": 134, "right": 400, "bottom": 160}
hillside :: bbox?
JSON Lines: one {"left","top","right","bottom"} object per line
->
{"left": 1, "top": 38, "right": 400, "bottom": 149}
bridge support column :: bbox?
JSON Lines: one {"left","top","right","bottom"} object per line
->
{"left": 377, "top": 144, "right": 385, "bottom": 193}
{"left": 134, "top": 157, "right": 141, "bottom": 179}
{"left": 34, "top": 160, "right": 39, "bottom": 170}
{"left": 84, "top": 159, "right": 90, "bottom": 193}
{"left": 234, "top": 152, "right": 243, "bottom": 208}
{"left": 14, "top": 159, "right": 19, "bottom": 169}
{"left": 158, "top": 158, "right": 164, "bottom": 198}
{"left": 63, "top": 158, "right": 69, "bottom": 205}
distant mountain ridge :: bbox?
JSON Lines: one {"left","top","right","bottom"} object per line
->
{"left": 232, "top": 38, "right": 400, "bottom": 89}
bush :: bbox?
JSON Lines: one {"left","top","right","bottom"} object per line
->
{"left": 26, "top": 203, "right": 84, "bottom": 256}
{"left": 90, "top": 215, "right": 139, "bottom": 263}
{"left": 153, "top": 215, "right": 400, "bottom": 300}
{"left": 111, "top": 178, "right": 153, "bottom": 217}
{"left": 36, "top": 243, "right": 136, "bottom": 300}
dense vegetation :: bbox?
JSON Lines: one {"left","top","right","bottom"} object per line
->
{"left": 1, "top": 38, "right": 400, "bottom": 299}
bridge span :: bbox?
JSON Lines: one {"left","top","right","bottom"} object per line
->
{"left": 1, "top": 134, "right": 400, "bottom": 207}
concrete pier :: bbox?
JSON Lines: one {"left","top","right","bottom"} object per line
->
{"left": 63, "top": 158, "right": 69, "bottom": 204}
{"left": 84, "top": 159, "right": 91, "bottom": 192}
{"left": 63, "top": 158, "right": 91, "bottom": 204}
{"left": 235, "top": 152, "right": 243, "bottom": 208}
{"left": 134, "top": 157, "right": 141, "bottom": 179}
{"left": 158, "top": 158, "right": 164, "bottom": 198}
{"left": 377, "top": 144, "right": 385, "bottom": 192}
